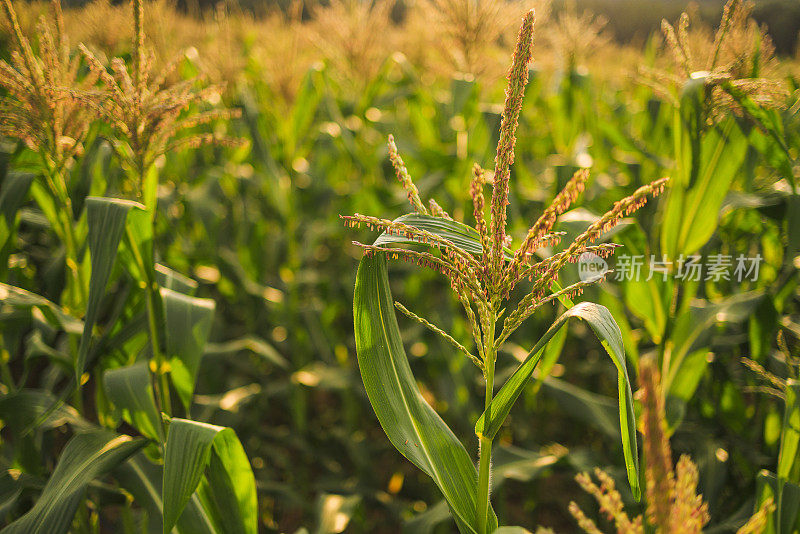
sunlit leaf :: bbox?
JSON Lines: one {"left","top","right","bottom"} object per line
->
{"left": 162, "top": 418, "right": 257, "bottom": 534}
{"left": 77, "top": 197, "right": 143, "bottom": 378}
{"left": 104, "top": 361, "right": 164, "bottom": 442}
{"left": 354, "top": 253, "right": 498, "bottom": 533}
{"left": 161, "top": 289, "right": 215, "bottom": 411}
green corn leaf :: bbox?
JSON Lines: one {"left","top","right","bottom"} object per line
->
{"left": 353, "top": 253, "right": 498, "bottom": 533}
{"left": 679, "top": 122, "right": 748, "bottom": 256}
{"left": 162, "top": 418, "right": 257, "bottom": 534}
{"left": 114, "top": 452, "right": 167, "bottom": 533}
{"left": 374, "top": 214, "right": 512, "bottom": 259}
{"left": 778, "top": 380, "right": 800, "bottom": 482}
{"left": 115, "top": 452, "right": 217, "bottom": 534}
{"left": 161, "top": 288, "right": 215, "bottom": 411}
{"left": 0, "top": 389, "right": 90, "bottom": 432}
{"left": 77, "top": 197, "right": 143, "bottom": 379}
{"left": 196, "top": 428, "right": 259, "bottom": 534}
{"left": 661, "top": 119, "right": 747, "bottom": 258}
{"left": 104, "top": 361, "right": 164, "bottom": 442}
{"left": 3, "top": 430, "right": 145, "bottom": 534}
{"left": 475, "top": 302, "right": 640, "bottom": 500}
{"left": 664, "top": 290, "right": 765, "bottom": 404}
{"left": 120, "top": 204, "right": 155, "bottom": 284}
{"left": 0, "top": 283, "right": 83, "bottom": 334}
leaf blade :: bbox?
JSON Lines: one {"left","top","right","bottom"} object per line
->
{"left": 3, "top": 430, "right": 145, "bottom": 534}
{"left": 475, "top": 302, "right": 640, "bottom": 500}
{"left": 354, "top": 253, "right": 497, "bottom": 533}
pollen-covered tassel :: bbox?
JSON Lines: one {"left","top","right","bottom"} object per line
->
{"left": 489, "top": 9, "right": 535, "bottom": 286}
{"left": 497, "top": 270, "right": 611, "bottom": 345}
{"left": 132, "top": 0, "right": 146, "bottom": 95}
{"left": 388, "top": 134, "right": 428, "bottom": 214}
{"left": 661, "top": 18, "right": 689, "bottom": 75}
{"left": 570, "top": 469, "right": 641, "bottom": 532}
{"left": 471, "top": 163, "right": 491, "bottom": 272}
{"left": 710, "top": 0, "right": 739, "bottom": 70}
{"left": 1, "top": 0, "right": 45, "bottom": 94}
{"left": 556, "top": 177, "right": 668, "bottom": 269}
{"left": 428, "top": 199, "right": 452, "bottom": 220}
{"left": 501, "top": 230, "right": 570, "bottom": 295}
{"left": 514, "top": 168, "right": 588, "bottom": 261}
{"left": 341, "top": 214, "right": 483, "bottom": 274}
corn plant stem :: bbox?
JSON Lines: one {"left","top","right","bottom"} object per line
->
{"left": 57, "top": 206, "right": 86, "bottom": 307}
{"left": 476, "top": 314, "right": 496, "bottom": 534}
{"left": 41, "top": 161, "right": 88, "bottom": 310}
{"left": 145, "top": 285, "right": 172, "bottom": 418}
{"left": 125, "top": 224, "right": 172, "bottom": 418}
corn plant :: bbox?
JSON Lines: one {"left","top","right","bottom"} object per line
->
{"left": 347, "top": 11, "right": 670, "bottom": 533}
{"left": 593, "top": 0, "right": 798, "bottom": 432}
{"left": 0, "top": 1, "right": 257, "bottom": 532}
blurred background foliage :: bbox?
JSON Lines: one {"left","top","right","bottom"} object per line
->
{"left": 1, "top": 0, "right": 800, "bottom": 532}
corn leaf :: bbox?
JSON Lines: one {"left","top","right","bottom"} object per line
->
{"left": 161, "top": 289, "right": 215, "bottom": 411}
{"left": 0, "top": 389, "right": 90, "bottom": 432}
{"left": 475, "top": 301, "right": 640, "bottom": 500}
{"left": 77, "top": 197, "right": 143, "bottom": 379}
{"left": 115, "top": 452, "right": 217, "bottom": 534}
{"left": 104, "top": 361, "right": 164, "bottom": 442}
{"left": 664, "top": 290, "right": 765, "bottom": 402}
{"left": 196, "top": 428, "right": 259, "bottom": 534}
{"left": 661, "top": 119, "right": 747, "bottom": 258}
{"left": 0, "top": 283, "right": 83, "bottom": 334}
{"left": 353, "top": 253, "right": 498, "bottom": 533}
{"left": 162, "top": 418, "right": 257, "bottom": 534}
{"left": 3, "top": 430, "right": 145, "bottom": 534}
{"left": 374, "top": 214, "right": 512, "bottom": 259}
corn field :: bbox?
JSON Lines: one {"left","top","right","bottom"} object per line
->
{"left": 1, "top": 0, "right": 800, "bottom": 532}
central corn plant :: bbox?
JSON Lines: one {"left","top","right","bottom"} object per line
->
{"left": 347, "top": 10, "right": 668, "bottom": 533}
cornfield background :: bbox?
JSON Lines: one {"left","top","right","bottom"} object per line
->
{"left": 1, "top": 0, "right": 800, "bottom": 532}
